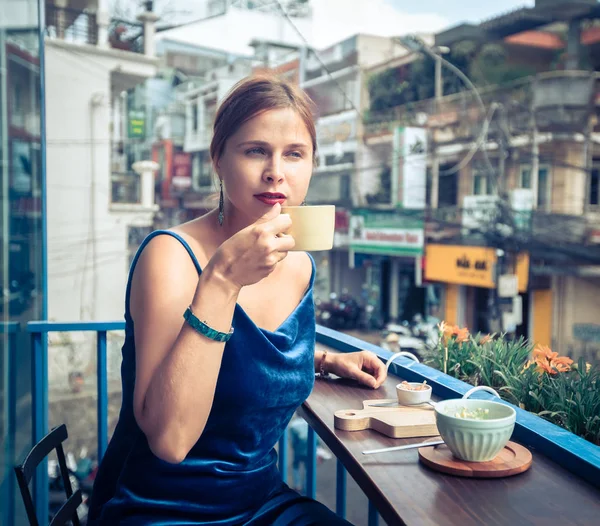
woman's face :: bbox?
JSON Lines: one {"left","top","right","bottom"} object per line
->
{"left": 216, "top": 107, "right": 314, "bottom": 221}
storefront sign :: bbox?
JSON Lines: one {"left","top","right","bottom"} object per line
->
{"left": 350, "top": 211, "right": 423, "bottom": 256}
{"left": 173, "top": 152, "right": 192, "bottom": 179}
{"left": 402, "top": 127, "right": 427, "bottom": 209}
{"left": 128, "top": 110, "right": 145, "bottom": 139}
{"left": 510, "top": 189, "right": 534, "bottom": 231}
{"left": 316, "top": 111, "right": 357, "bottom": 145}
{"left": 425, "top": 244, "right": 529, "bottom": 291}
{"left": 462, "top": 195, "right": 500, "bottom": 231}
{"left": 393, "top": 127, "right": 427, "bottom": 210}
{"left": 334, "top": 209, "right": 350, "bottom": 247}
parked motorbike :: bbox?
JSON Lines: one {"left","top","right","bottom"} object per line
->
{"left": 380, "top": 314, "right": 439, "bottom": 358}
{"left": 315, "top": 291, "right": 362, "bottom": 330}
{"left": 0, "top": 271, "right": 36, "bottom": 315}
{"left": 48, "top": 448, "right": 96, "bottom": 523}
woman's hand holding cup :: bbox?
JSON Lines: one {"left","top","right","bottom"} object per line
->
{"left": 207, "top": 203, "right": 295, "bottom": 290}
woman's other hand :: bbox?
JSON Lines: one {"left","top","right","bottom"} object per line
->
{"left": 327, "top": 351, "right": 387, "bottom": 389}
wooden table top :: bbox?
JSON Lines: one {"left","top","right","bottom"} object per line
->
{"left": 299, "top": 349, "right": 600, "bottom": 526}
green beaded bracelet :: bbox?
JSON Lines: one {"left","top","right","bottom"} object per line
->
{"left": 183, "top": 306, "right": 234, "bottom": 342}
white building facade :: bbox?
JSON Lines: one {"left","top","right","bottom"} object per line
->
{"left": 44, "top": 0, "right": 159, "bottom": 321}
{"left": 302, "top": 34, "right": 410, "bottom": 309}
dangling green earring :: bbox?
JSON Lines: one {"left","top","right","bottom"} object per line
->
{"left": 218, "top": 180, "right": 224, "bottom": 226}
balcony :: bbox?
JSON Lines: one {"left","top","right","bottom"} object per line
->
{"left": 110, "top": 171, "right": 159, "bottom": 214}
{"left": 44, "top": 3, "right": 158, "bottom": 93}
{"left": 45, "top": 5, "right": 144, "bottom": 54}
{"left": 306, "top": 172, "right": 352, "bottom": 206}
{"left": 364, "top": 71, "right": 600, "bottom": 144}
{"left": 1, "top": 321, "right": 599, "bottom": 525}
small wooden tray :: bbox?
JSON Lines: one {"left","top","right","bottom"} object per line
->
{"left": 418, "top": 440, "right": 532, "bottom": 478}
{"left": 334, "top": 399, "right": 439, "bottom": 439}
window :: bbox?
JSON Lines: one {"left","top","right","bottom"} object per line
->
{"left": 192, "top": 152, "right": 213, "bottom": 189}
{"left": 519, "top": 165, "right": 551, "bottom": 210}
{"left": 204, "top": 98, "right": 217, "bottom": 139}
{"left": 191, "top": 101, "right": 199, "bottom": 133}
{"left": 438, "top": 164, "right": 458, "bottom": 207}
{"left": 472, "top": 169, "right": 488, "bottom": 196}
{"left": 324, "top": 152, "right": 355, "bottom": 166}
{"left": 590, "top": 166, "right": 600, "bottom": 206}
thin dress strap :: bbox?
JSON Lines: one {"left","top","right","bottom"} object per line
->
{"left": 124, "top": 230, "right": 202, "bottom": 318}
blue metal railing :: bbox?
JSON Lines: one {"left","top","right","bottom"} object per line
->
{"left": 315, "top": 325, "right": 600, "bottom": 490}
{"left": 4, "top": 320, "right": 600, "bottom": 525}
{"left": 19, "top": 321, "right": 356, "bottom": 525}
{"left": 1, "top": 322, "right": 19, "bottom": 526}
{"left": 26, "top": 321, "right": 125, "bottom": 525}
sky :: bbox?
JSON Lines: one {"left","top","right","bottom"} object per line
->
{"left": 121, "top": 0, "right": 536, "bottom": 49}
{"left": 310, "top": 0, "right": 534, "bottom": 47}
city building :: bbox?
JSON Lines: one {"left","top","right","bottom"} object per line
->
{"left": 1, "top": 2, "right": 45, "bottom": 522}
{"left": 125, "top": 38, "right": 244, "bottom": 231}
{"left": 363, "top": 0, "right": 600, "bottom": 363}
{"left": 304, "top": 34, "right": 425, "bottom": 321}
{"left": 44, "top": 0, "right": 159, "bottom": 321}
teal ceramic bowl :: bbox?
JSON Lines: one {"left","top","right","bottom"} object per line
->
{"left": 434, "top": 386, "right": 516, "bottom": 462}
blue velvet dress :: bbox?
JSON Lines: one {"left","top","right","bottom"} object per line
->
{"left": 88, "top": 231, "right": 351, "bottom": 525}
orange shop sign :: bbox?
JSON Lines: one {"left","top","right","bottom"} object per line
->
{"left": 425, "top": 244, "right": 529, "bottom": 292}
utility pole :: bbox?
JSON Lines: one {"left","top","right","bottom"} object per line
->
{"left": 298, "top": 45, "right": 307, "bottom": 86}
{"left": 430, "top": 55, "right": 441, "bottom": 210}
{"left": 430, "top": 46, "right": 448, "bottom": 210}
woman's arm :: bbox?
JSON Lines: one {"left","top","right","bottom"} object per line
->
{"left": 131, "top": 205, "right": 294, "bottom": 464}
{"left": 131, "top": 235, "right": 240, "bottom": 464}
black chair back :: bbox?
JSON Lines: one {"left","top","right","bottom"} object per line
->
{"left": 14, "top": 424, "right": 82, "bottom": 526}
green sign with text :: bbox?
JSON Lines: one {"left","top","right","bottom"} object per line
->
{"left": 128, "top": 110, "right": 145, "bottom": 139}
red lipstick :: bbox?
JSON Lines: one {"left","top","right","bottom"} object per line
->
{"left": 254, "top": 192, "right": 286, "bottom": 205}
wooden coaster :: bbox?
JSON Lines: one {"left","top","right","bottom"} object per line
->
{"left": 418, "top": 440, "right": 532, "bottom": 478}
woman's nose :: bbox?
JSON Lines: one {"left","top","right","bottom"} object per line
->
{"left": 263, "top": 157, "right": 284, "bottom": 183}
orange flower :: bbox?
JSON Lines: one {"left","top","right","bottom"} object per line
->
{"left": 454, "top": 327, "right": 470, "bottom": 343}
{"left": 438, "top": 322, "right": 470, "bottom": 344}
{"left": 530, "top": 345, "right": 573, "bottom": 375}
{"left": 438, "top": 321, "right": 455, "bottom": 343}
{"left": 533, "top": 346, "right": 558, "bottom": 362}
{"left": 480, "top": 334, "right": 493, "bottom": 344}
{"left": 536, "top": 360, "right": 555, "bottom": 375}
{"left": 552, "top": 356, "right": 573, "bottom": 373}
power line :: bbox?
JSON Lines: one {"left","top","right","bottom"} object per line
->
{"left": 272, "top": 0, "right": 362, "bottom": 116}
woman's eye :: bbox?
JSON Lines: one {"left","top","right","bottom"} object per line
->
{"left": 288, "top": 151, "right": 303, "bottom": 158}
{"left": 246, "top": 147, "right": 265, "bottom": 155}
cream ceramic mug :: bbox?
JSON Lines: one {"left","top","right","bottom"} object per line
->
{"left": 281, "top": 205, "right": 335, "bottom": 251}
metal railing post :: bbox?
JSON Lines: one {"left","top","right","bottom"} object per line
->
{"left": 368, "top": 500, "right": 379, "bottom": 526}
{"left": 278, "top": 427, "right": 288, "bottom": 484}
{"left": 336, "top": 459, "right": 347, "bottom": 518}
{"left": 97, "top": 330, "right": 108, "bottom": 460}
{"left": 31, "top": 330, "right": 48, "bottom": 524}
{"left": 306, "top": 426, "right": 317, "bottom": 499}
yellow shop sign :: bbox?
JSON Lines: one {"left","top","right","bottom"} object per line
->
{"left": 425, "top": 244, "right": 529, "bottom": 292}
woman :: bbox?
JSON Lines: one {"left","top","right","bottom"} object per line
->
{"left": 88, "top": 75, "right": 387, "bottom": 525}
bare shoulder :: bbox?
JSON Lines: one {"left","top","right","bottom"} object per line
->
{"left": 134, "top": 233, "right": 198, "bottom": 276}
{"left": 285, "top": 251, "right": 314, "bottom": 292}
{"left": 129, "top": 233, "right": 200, "bottom": 319}
{"left": 168, "top": 216, "right": 217, "bottom": 268}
